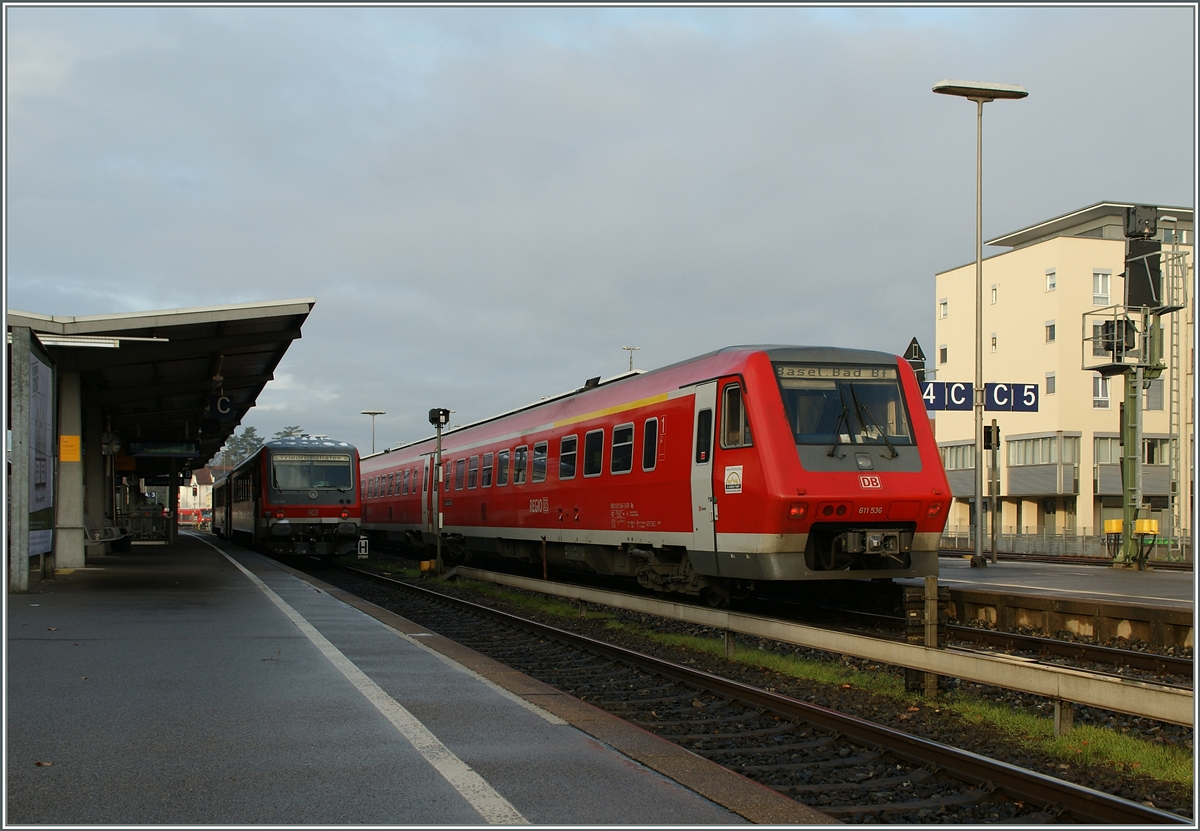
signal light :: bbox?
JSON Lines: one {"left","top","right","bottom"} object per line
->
{"left": 788, "top": 503, "right": 808, "bottom": 521}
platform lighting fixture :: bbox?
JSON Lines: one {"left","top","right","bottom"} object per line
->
{"left": 932, "top": 79, "right": 1028, "bottom": 566}
{"left": 622, "top": 345, "right": 640, "bottom": 372}
{"left": 360, "top": 410, "right": 385, "bottom": 454}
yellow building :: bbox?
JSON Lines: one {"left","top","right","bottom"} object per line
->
{"left": 933, "top": 202, "right": 1193, "bottom": 554}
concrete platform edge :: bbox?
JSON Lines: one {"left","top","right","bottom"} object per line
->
{"left": 284, "top": 562, "right": 837, "bottom": 825}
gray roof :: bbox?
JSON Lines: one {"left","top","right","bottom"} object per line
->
{"left": 7, "top": 298, "right": 315, "bottom": 475}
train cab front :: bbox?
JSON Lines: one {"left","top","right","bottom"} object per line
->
{"left": 768, "top": 351, "right": 950, "bottom": 580}
{"left": 263, "top": 442, "right": 361, "bottom": 557}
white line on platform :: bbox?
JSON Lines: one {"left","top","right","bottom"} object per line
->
{"left": 203, "top": 540, "right": 527, "bottom": 825}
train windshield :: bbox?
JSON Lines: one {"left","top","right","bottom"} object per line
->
{"left": 774, "top": 364, "right": 913, "bottom": 448}
{"left": 271, "top": 453, "right": 354, "bottom": 491}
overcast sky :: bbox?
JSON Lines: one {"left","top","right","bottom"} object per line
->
{"left": 5, "top": 6, "right": 1196, "bottom": 455}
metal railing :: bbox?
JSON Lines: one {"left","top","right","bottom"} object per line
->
{"left": 940, "top": 526, "right": 1192, "bottom": 563}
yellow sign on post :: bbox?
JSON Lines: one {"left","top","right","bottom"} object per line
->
{"left": 59, "top": 435, "right": 81, "bottom": 463}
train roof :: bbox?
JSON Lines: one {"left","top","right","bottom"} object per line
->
{"left": 365, "top": 345, "right": 902, "bottom": 462}
{"left": 264, "top": 437, "right": 356, "bottom": 451}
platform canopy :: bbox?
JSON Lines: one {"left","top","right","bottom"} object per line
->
{"left": 6, "top": 298, "right": 315, "bottom": 476}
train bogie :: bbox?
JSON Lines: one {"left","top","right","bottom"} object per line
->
{"left": 359, "top": 346, "right": 950, "bottom": 599}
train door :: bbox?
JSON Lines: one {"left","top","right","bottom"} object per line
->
{"left": 689, "top": 380, "right": 719, "bottom": 574}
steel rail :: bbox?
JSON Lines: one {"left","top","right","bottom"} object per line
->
{"left": 340, "top": 564, "right": 1189, "bottom": 825}
{"left": 947, "top": 624, "right": 1194, "bottom": 677}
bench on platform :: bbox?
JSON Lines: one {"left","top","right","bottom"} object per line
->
{"left": 84, "top": 515, "right": 132, "bottom": 552}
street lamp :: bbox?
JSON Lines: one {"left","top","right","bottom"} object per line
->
{"left": 622, "top": 345, "right": 640, "bottom": 372}
{"left": 360, "top": 410, "right": 385, "bottom": 454}
{"left": 933, "top": 79, "right": 1027, "bottom": 566}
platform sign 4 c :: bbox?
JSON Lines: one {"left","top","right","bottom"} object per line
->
{"left": 921, "top": 382, "right": 1038, "bottom": 412}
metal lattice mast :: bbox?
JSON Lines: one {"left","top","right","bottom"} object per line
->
{"left": 1165, "top": 238, "right": 1188, "bottom": 555}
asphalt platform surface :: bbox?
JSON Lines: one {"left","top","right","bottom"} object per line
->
{"left": 6, "top": 534, "right": 827, "bottom": 826}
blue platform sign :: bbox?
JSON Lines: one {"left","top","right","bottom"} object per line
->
{"left": 209, "top": 395, "right": 236, "bottom": 420}
{"left": 921, "top": 381, "right": 1037, "bottom": 412}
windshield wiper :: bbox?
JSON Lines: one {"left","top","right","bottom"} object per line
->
{"left": 848, "top": 384, "right": 899, "bottom": 459}
{"left": 827, "top": 387, "right": 852, "bottom": 458}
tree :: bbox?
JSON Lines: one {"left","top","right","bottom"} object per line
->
{"left": 273, "top": 426, "right": 304, "bottom": 440}
{"left": 213, "top": 426, "right": 264, "bottom": 467}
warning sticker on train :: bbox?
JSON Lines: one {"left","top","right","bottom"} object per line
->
{"left": 724, "top": 465, "right": 743, "bottom": 494}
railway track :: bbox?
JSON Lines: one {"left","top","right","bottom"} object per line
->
{"left": 316, "top": 561, "right": 1189, "bottom": 825}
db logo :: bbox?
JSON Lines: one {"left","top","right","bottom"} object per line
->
{"left": 859, "top": 475, "right": 882, "bottom": 489}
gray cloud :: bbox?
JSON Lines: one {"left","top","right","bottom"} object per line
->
{"left": 5, "top": 6, "right": 1194, "bottom": 451}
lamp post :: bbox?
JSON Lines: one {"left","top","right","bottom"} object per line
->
{"left": 933, "top": 80, "right": 1027, "bottom": 566}
{"left": 360, "top": 410, "right": 385, "bottom": 454}
{"left": 622, "top": 346, "right": 640, "bottom": 372}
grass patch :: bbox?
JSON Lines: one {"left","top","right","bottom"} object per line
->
{"left": 942, "top": 697, "right": 1193, "bottom": 786}
{"left": 609, "top": 619, "right": 1193, "bottom": 786}
{"left": 453, "top": 579, "right": 616, "bottom": 621}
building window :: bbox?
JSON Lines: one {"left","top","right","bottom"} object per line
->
{"left": 481, "top": 453, "right": 493, "bottom": 487}
{"left": 531, "top": 442, "right": 547, "bottom": 483}
{"left": 991, "top": 334, "right": 997, "bottom": 353}
{"left": 1045, "top": 373, "right": 1056, "bottom": 395}
{"left": 1093, "top": 270, "right": 1111, "bottom": 305}
{"left": 1145, "top": 378, "right": 1164, "bottom": 411}
{"left": 991, "top": 284, "right": 998, "bottom": 304}
{"left": 1093, "top": 374, "right": 1110, "bottom": 408}
{"left": 611, "top": 424, "right": 634, "bottom": 474}
{"left": 1045, "top": 322, "right": 1056, "bottom": 342}
{"left": 1144, "top": 437, "right": 1170, "bottom": 465}
{"left": 559, "top": 436, "right": 577, "bottom": 479}
{"left": 939, "top": 443, "right": 975, "bottom": 470}
{"left": 938, "top": 345, "right": 948, "bottom": 364}
{"left": 1046, "top": 270, "right": 1056, "bottom": 291}
{"left": 1094, "top": 436, "right": 1121, "bottom": 465}
{"left": 1008, "top": 437, "right": 1058, "bottom": 467}
{"left": 1091, "top": 323, "right": 1107, "bottom": 357}
{"left": 939, "top": 299, "right": 948, "bottom": 318}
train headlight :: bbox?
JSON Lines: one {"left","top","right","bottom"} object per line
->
{"left": 788, "top": 503, "right": 808, "bottom": 521}
{"left": 926, "top": 503, "right": 943, "bottom": 519}
{"left": 340, "top": 509, "right": 349, "bottom": 519}
{"left": 275, "top": 510, "right": 285, "bottom": 519}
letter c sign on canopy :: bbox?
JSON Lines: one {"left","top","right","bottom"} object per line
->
{"left": 209, "top": 395, "right": 235, "bottom": 420}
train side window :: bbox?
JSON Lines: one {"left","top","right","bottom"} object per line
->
{"left": 722, "top": 385, "right": 753, "bottom": 448}
{"left": 513, "top": 445, "right": 528, "bottom": 484}
{"left": 497, "top": 449, "right": 510, "bottom": 486}
{"left": 455, "top": 459, "right": 466, "bottom": 490}
{"left": 361, "top": 479, "right": 366, "bottom": 498}
{"left": 388, "top": 473, "right": 395, "bottom": 496}
{"left": 583, "top": 429, "right": 604, "bottom": 477}
{"left": 443, "top": 462, "right": 452, "bottom": 492}
{"left": 481, "top": 453, "right": 494, "bottom": 487}
{"left": 468, "top": 456, "right": 479, "bottom": 489}
{"left": 532, "top": 442, "right": 548, "bottom": 482}
{"left": 695, "top": 409, "right": 713, "bottom": 464}
{"left": 423, "top": 466, "right": 427, "bottom": 492}
{"left": 611, "top": 423, "right": 634, "bottom": 474}
{"left": 642, "top": 418, "right": 658, "bottom": 471}
{"left": 403, "top": 469, "right": 410, "bottom": 495}
{"left": 559, "top": 435, "right": 577, "bottom": 479}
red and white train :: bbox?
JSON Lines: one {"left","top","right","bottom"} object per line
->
{"left": 360, "top": 346, "right": 950, "bottom": 604}
{"left": 213, "top": 437, "right": 362, "bottom": 557}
